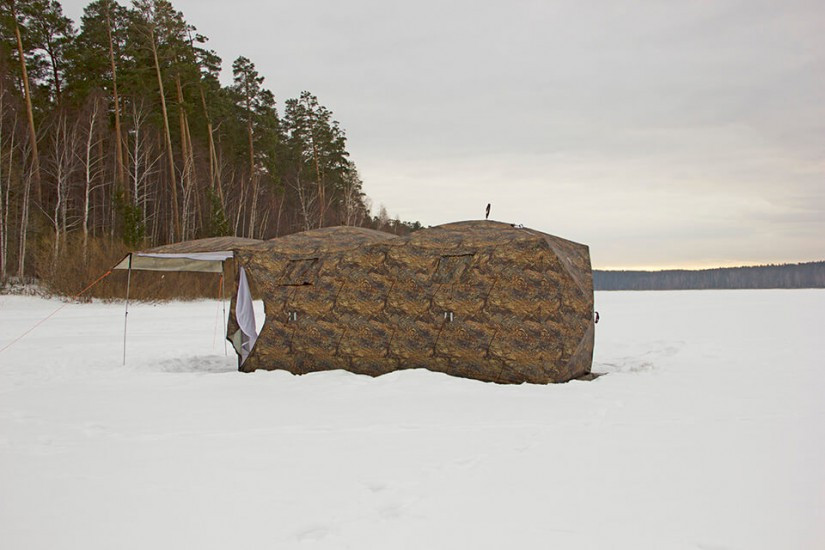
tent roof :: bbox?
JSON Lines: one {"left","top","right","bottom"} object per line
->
{"left": 414, "top": 220, "right": 591, "bottom": 295}
{"left": 142, "top": 236, "right": 263, "bottom": 254}
{"left": 237, "top": 226, "right": 397, "bottom": 256}
{"left": 416, "top": 220, "right": 585, "bottom": 248}
{"left": 114, "top": 237, "right": 263, "bottom": 273}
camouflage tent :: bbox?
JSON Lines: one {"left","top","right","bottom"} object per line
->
{"left": 229, "top": 221, "right": 594, "bottom": 384}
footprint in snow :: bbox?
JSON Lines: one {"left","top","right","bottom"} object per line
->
{"left": 364, "top": 481, "right": 387, "bottom": 493}
{"left": 154, "top": 355, "right": 236, "bottom": 374}
{"left": 295, "top": 524, "right": 333, "bottom": 542}
{"left": 453, "top": 455, "right": 486, "bottom": 468}
{"left": 596, "top": 359, "right": 655, "bottom": 374}
{"left": 379, "top": 501, "right": 405, "bottom": 519}
{"left": 81, "top": 423, "right": 111, "bottom": 437}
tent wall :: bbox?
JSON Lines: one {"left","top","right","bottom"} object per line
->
{"left": 233, "top": 221, "right": 594, "bottom": 384}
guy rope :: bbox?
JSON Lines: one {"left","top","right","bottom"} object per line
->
{"left": 0, "top": 268, "right": 114, "bottom": 356}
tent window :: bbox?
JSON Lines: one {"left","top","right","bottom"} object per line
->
{"left": 433, "top": 254, "right": 474, "bottom": 284}
{"left": 280, "top": 258, "right": 320, "bottom": 285}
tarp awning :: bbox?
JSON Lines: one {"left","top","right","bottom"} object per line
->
{"left": 113, "top": 237, "right": 263, "bottom": 273}
{"left": 114, "top": 252, "right": 234, "bottom": 273}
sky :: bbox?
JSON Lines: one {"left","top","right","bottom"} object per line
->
{"left": 60, "top": 0, "right": 824, "bottom": 269}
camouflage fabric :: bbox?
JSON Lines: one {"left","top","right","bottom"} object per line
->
{"left": 144, "top": 236, "right": 263, "bottom": 253}
{"left": 234, "top": 226, "right": 395, "bottom": 256}
{"left": 231, "top": 221, "right": 594, "bottom": 384}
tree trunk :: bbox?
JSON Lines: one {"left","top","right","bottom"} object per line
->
{"left": 5, "top": 118, "right": 17, "bottom": 280}
{"left": 197, "top": 80, "right": 217, "bottom": 193}
{"left": 175, "top": 75, "right": 192, "bottom": 239}
{"left": 311, "top": 138, "right": 324, "bottom": 228}
{"left": 245, "top": 92, "right": 255, "bottom": 238}
{"left": 150, "top": 25, "right": 180, "bottom": 240}
{"left": 256, "top": 202, "right": 270, "bottom": 237}
{"left": 83, "top": 100, "right": 100, "bottom": 262}
{"left": 232, "top": 170, "right": 244, "bottom": 236}
{"left": 214, "top": 126, "right": 224, "bottom": 205}
{"left": 275, "top": 191, "right": 283, "bottom": 238}
{"left": 183, "top": 117, "right": 201, "bottom": 235}
{"left": 250, "top": 175, "right": 260, "bottom": 238}
{"left": 105, "top": 2, "right": 127, "bottom": 201}
{"left": 44, "top": 35, "right": 62, "bottom": 104}
{"left": 0, "top": 89, "right": 5, "bottom": 281}
{"left": 50, "top": 113, "right": 75, "bottom": 270}
{"left": 17, "top": 169, "right": 31, "bottom": 280}
{"left": 11, "top": 3, "right": 41, "bottom": 202}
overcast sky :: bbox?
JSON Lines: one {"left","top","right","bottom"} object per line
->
{"left": 62, "top": 0, "right": 824, "bottom": 269}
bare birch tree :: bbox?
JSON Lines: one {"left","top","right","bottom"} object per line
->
{"left": 292, "top": 169, "right": 318, "bottom": 232}
{"left": 17, "top": 143, "right": 32, "bottom": 280}
{"left": 0, "top": 84, "right": 7, "bottom": 280}
{"left": 43, "top": 110, "right": 79, "bottom": 267}
{"left": 79, "top": 95, "right": 105, "bottom": 261}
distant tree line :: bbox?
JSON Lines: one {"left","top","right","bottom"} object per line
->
{"left": 0, "top": 0, "right": 418, "bottom": 286}
{"left": 594, "top": 262, "right": 825, "bottom": 290}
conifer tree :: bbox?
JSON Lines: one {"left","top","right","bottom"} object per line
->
{"left": 3, "top": 0, "right": 42, "bottom": 200}
{"left": 230, "top": 55, "right": 277, "bottom": 237}
{"left": 132, "top": 0, "right": 182, "bottom": 239}
{"left": 0, "top": 0, "right": 396, "bottom": 287}
{"left": 283, "top": 91, "right": 349, "bottom": 228}
{"left": 25, "top": 0, "right": 74, "bottom": 104}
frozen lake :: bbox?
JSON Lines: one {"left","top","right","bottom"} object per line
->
{"left": 1, "top": 290, "right": 823, "bottom": 549}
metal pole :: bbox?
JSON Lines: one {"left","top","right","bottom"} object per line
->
{"left": 123, "top": 253, "right": 132, "bottom": 366}
{"left": 221, "top": 260, "right": 227, "bottom": 356}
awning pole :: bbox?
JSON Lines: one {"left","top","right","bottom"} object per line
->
{"left": 221, "top": 260, "right": 227, "bottom": 356}
{"left": 123, "top": 253, "right": 132, "bottom": 366}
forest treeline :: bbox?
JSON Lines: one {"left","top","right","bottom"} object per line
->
{"left": 594, "top": 262, "right": 825, "bottom": 290}
{"left": 0, "top": 0, "right": 419, "bottom": 293}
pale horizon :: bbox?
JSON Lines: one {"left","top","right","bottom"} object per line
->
{"left": 595, "top": 259, "right": 824, "bottom": 272}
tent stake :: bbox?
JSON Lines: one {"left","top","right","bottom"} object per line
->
{"left": 123, "top": 253, "right": 132, "bottom": 366}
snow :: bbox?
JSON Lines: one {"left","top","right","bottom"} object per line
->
{"left": 0, "top": 290, "right": 823, "bottom": 549}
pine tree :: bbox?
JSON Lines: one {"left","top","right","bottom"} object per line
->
{"left": 131, "top": 0, "right": 185, "bottom": 240}
{"left": 230, "top": 55, "right": 277, "bottom": 237}
{"left": 2, "top": 0, "right": 42, "bottom": 201}
{"left": 283, "top": 91, "right": 350, "bottom": 228}
{"left": 24, "top": 0, "right": 74, "bottom": 105}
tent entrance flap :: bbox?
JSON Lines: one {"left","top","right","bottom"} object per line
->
{"left": 231, "top": 266, "right": 258, "bottom": 364}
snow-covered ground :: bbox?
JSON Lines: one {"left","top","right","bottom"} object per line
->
{"left": 0, "top": 290, "right": 823, "bottom": 549}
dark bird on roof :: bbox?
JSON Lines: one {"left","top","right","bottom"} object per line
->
{"left": 485, "top": 203, "right": 491, "bottom": 220}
